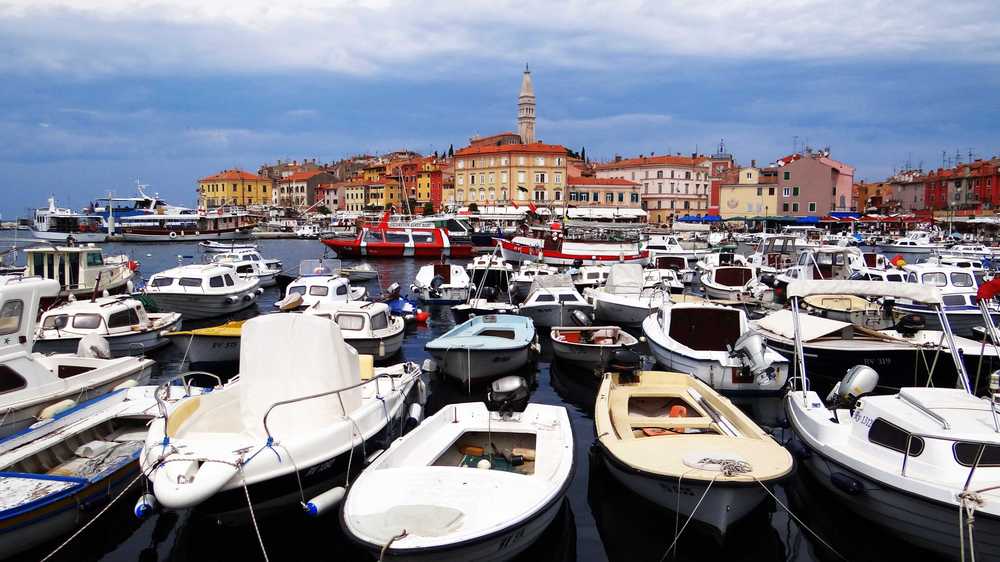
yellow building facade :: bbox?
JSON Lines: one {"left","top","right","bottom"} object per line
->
{"left": 451, "top": 143, "right": 568, "bottom": 207}
{"left": 198, "top": 169, "right": 273, "bottom": 208}
{"left": 719, "top": 182, "right": 779, "bottom": 218}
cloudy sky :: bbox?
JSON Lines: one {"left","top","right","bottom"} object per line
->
{"left": 1, "top": 0, "right": 998, "bottom": 216}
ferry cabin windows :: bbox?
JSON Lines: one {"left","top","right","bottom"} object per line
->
{"left": 943, "top": 295, "right": 968, "bottom": 306}
{"left": 209, "top": 276, "right": 225, "bottom": 288}
{"left": 868, "top": 417, "right": 924, "bottom": 456}
{"left": 0, "top": 366, "right": 27, "bottom": 394}
{"left": 151, "top": 277, "right": 174, "bottom": 287}
{"left": 72, "top": 314, "right": 102, "bottom": 330}
{"left": 86, "top": 252, "right": 104, "bottom": 266}
{"left": 179, "top": 277, "right": 203, "bottom": 287}
{"left": 385, "top": 233, "right": 410, "bottom": 244}
{"left": 921, "top": 272, "right": 947, "bottom": 287}
{"left": 0, "top": 300, "right": 23, "bottom": 336}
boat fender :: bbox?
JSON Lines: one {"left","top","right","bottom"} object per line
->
{"left": 416, "top": 378, "right": 428, "bottom": 405}
{"left": 38, "top": 399, "right": 76, "bottom": 420}
{"left": 127, "top": 279, "right": 135, "bottom": 293}
{"left": 830, "top": 472, "right": 864, "bottom": 495}
{"left": 785, "top": 437, "right": 811, "bottom": 459}
{"left": 255, "top": 288, "right": 264, "bottom": 295}
{"left": 77, "top": 334, "right": 112, "bottom": 359}
{"left": 359, "top": 354, "right": 375, "bottom": 380}
{"left": 242, "top": 294, "right": 253, "bottom": 302}
{"left": 421, "top": 359, "right": 437, "bottom": 374}
{"left": 225, "top": 296, "right": 238, "bottom": 304}
{"left": 303, "top": 486, "right": 346, "bottom": 517}
{"left": 405, "top": 403, "right": 423, "bottom": 433}
{"left": 113, "top": 379, "right": 138, "bottom": 391}
{"left": 134, "top": 493, "right": 157, "bottom": 519}
{"left": 169, "top": 232, "right": 177, "bottom": 239}
{"left": 476, "top": 459, "right": 492, "bottom": 469}
{"left": 415, "top": 310, "right": 430, "bottom": 323}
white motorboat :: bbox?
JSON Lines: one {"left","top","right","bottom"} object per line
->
{"left": 643, "top": 267, "right": 684, "bottom": 294}
{"left": 894, "top": 262, "right": 1000, "bottom": 337}
{"left": 145, "top": 263, "right": 262, "bottom": 320}
{"left": 642, "top": 303, "right": 789, "bottom": 395}
{"left": 275, "top": 259, "right": 366, "bottom": 310}
{"left": 411, "top": 263, "right": 471, "bottom": 305}
{"left": 585, "top": 264, "right": 666, "bottom": 326}
{"left": 466, "top": 253, "right": 512, "bottom": 291}
{"left": 595, "top": 367, "right": 793, "bottom": 537}
{"left": 649, "top": 254, "right": 698, "bottom": 285}
{"left": 305, "top": 301, "right": 405, "bottom": 360}
{"left": 165, "top": 320, "right": 244, "bottom": 364}
{"left": 699, "top": 265, "right": 763, "bottom": 302}
{"left": 209, "top": 248, "right": 283, "bottom": 275}
{"left": 879, "top": 230, "right": 945, "bottom": 254}
{"left": 339, "top": 262, "right": 380, "bottom": 282}
{"left": 29, "top": 197, "right": 107, "bottom": 243}
{"left": 0, "top": 383, "right": 202, "bottom": 558}
{"left": 517, "top": 274, "right": 592, "bottom": 329}
{"left": 200, "top": 240, "right": 258, "bottom": 252}
{"left": 570, "top": 265, "right": 610, "bottom": 292}
{"left": 550, "top": 326, "right": 638, "bottom": 373}
{"left": 141, "top": 314, "right": 426, "bottom": 524}
{"left": 425, "top": 315, "right": 537, "bottom": 384}
{"left": 24, "top": 244, "right": 137, "bottom": 298}
{"left": 784, "top": 279, "right": 1000, "bottom": 559}
{"left": 34, "top": 295, "right": 182, "bottom": 356}
{"left": 744, "top": 235, "right": 801, "bottom": 275}
{"left": 209, "top": 249, "right": 280, "bottom": 287}
{"left": 0, "top": 277, "right": 154, "bottom": 437}
{"left": 510, "top": 262, "right": 559, "bottom": 301}
{"left": 939, "top": 244, "right": 999, "bottom": 260}
{"left": 342, "top": 402, "right": 574, "bottom": 561}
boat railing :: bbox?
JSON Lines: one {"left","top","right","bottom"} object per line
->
{"left": 899, "top": 430, "right": 999, "bottom": 494}
{"left": 154, "top": 370, "right": 225, "bottom": 423}
{"left": 261, "top": 371, "right": 405, "bottom": 443}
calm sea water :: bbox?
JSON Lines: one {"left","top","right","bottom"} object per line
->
{"left": 0, "top": 236, "right": 943, "bottom": 562}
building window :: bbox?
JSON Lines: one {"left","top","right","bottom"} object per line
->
{"left": 684, "top": 171, "right": 691, "bottom": 180}
{"left": 457, "top": 160, "right": 464, "bottom": 169}
{"left": 631, "top": 172, "right": 635, "bottom": 180}
{"left": 657, "top": 200, "right": 662, "bottom": 209}
{"left": 683, "top": 201, "right": 690, "bottom": 210}
{"left": 630, "top": 193, "right": 639, "bottom": 203}
{"left": 793, "top": 187, "right": 800, "bottom": 196}
{"left": 756, "top": 188, "right": 763, "bottom": 196}
{"left": 554, "top": 191, "right": 562, "bottom": 201}
{"left": 518, "top": 156, "right": 526, "bottom": 165}
{"left": 808, "top": 202, "right": 817, "bottom": 212}
{"left": 501, "top": 157, "right": 508, "bottom": 166}
{"left": 658, "top": 182, "right": 663, "bottom": 194}
{"left": 605, "top": 193, "right": 613, "bottom": 203}
{"left": 783, "top": 171, "right": 790, "bottom": 180}
{"left": 657, "top": 170, "right": 663, "bottom": 179}
{"left": 783, "top": 203, "right": 789, "bottom": 212}
{"left": 768, "top": 187, "right": 774, "bottom": 196}
{"left": 534, "top": 156, "right": 545, "bottom": 166}
{"left": 618, "top": 193, "right": 624, "bottom": 203}
{"left": 518, "top": 171, "right": 526, "bottom": 183}
{"left": 556, "top": 157, "right": 563, "bottom": 165}
{"left": 554, "top": 173, "right": 562, "bottom": 184}
{"left": 534, "top": 190, "right": 545, "bottom": 201}
{"left": 792, "top": 202, "right": 799, "bottom": 212}
{"left": 501, "top": 171, "right": 508, "bottom": 184}
{"left": 488, "top": 172, "right": 495, "bottom": 184}
{"left": 534, "top": 172, "right": 547, "bottom": 183}
{"left": 783, "top": 187, "right": 790, "bottom": 197}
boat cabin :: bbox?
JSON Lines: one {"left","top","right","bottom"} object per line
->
{"left": 305, "top": 302, "right": 397, "bottom": 337}
{"left": 38, "top": 297, "right": 153, "bottom": 339}
{"left": 25, "top": 245, "right": 133, "bottom": 296}
{"left": 660, "top": 305, "right": 744, "bottom": 352}
{"left": 901, "top": 263, "right": 980, "bottom": 307}
{"left": 709, "top": 266, "right": 757, "bottom": 288}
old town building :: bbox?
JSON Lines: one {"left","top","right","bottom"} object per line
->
{"left": 565, "top": 176, "right": 641, "bottom": 208}
{"left": 450, "top": 143, "right": 569, "bottom": 208}
{"left": 718, "top": 164, "right": 779, "bottom": 219}
{"left": 197, "top": 169, "right": 273, "bottom": 208}
{"left": 593, "top": 154, "right": 712, "bottom": 223}
{"left": 274, "top": 170, "right": 338, "bottom": 209}
{"left": 775, "top": 150, "right": 855, "bottom": 216}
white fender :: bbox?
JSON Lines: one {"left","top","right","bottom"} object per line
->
{"left": 152, "top": 459, "right": 239, "bottom": 509}
{"left": 416, "top": 378, "right": 428, "bottom": 405}
{"left": 38, "top": 399, "right": 76, "bottom": 420}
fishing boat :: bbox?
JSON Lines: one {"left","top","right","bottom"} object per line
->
{"left": 341, "top": 401, "right": 574, "bottom": 561}
{"left": 0, "top": 277, "right": 154, "bottom": 437}
{"left": 34, "top": 296, "right": 182, "bottom": 356}
{"left": 893, "top": 262, "right": 1000, "bottom": 337}
{"left": 200, "top": 240, "right": 257, "bottom": 252}
{"left": 0, "top": 383, "right": 202, "bottom": 558}
{"left": 322, "top": 226, "right": 474, "bottom": 259}
{"left": 699, "top": 265, "right": 763, "bottom": 302}
{"left": 754, "top": 307, "right": 999, "bottom": 396}
{"left": 24, "top": 244, "right": 137, "bottom": 299}
{"left": 166, "top": 320, "right": 244, "bottom": 364}
{"left": 511, "top": 261, "right": 560, "bottom": 301}
{"left": 145, "top": 263, "right": 262, "bottom": 320}
{"left": 517, "top": 274, "right": 593, "bottom": 329}
{"left": 339, "top": 263, "right": 379, "bottom": 282}
{"left": 141, "top": 314, "right": 426, "bottom": 524}
{"left": 275, "top": 259, "right": 366, "bottom": 310}
{"left": 550, "top": 326, "right": 638, "bottom": 373}
{"left": 784, "top": 279, "right": 1000, "bottom": 559}
{"left": 594, "top": 365, "right": 793, "bottom": 537}
{"left": 642, "top": 303, "right": 789, "bottom": 395}
{"left": 878, "top": 230, "right": 944, "bottom": 254}
{"left": 411, "top": 263, "right": 472, "bottom": 305}
{"left": 29, "top": 197, "right": 107, "bottom": 243}
{"left": 425, "top": 315, "right": 537, "bottom": 384}
{"left": 305, "top": 301, "right": 405, "bottom": 361}
{"left": 585, "top": 264, "right": 667, "bottom": 326}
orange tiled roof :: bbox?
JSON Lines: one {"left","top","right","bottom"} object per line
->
{"left": 593, "top": 155, "right": 702, "bottom": 170}
{"left": 279, "top": 170, "right": 326, "bottom": 182}
{"left": 199, "top": 169, "right": 269, "bottom": 182}
{"left": 454, "top": 143, "right": 568, "bottom": 157}
{"left": 565, "top": 176, "right": 639, "bottom": 187}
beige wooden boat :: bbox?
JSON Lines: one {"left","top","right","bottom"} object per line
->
{"left": 803, "top": 294, "right": 888, "bottom": 328}
{"left": 594, "top": 370, "right": 793, "bottom": 536}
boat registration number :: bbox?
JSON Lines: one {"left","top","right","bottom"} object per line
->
{"left": 852, "top": 411, "right": 874, "bottom": 427}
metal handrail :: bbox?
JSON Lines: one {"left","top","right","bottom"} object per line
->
{"left": 152, "top": 371, "right": 225, "bottom": 432}
{"left": 898, "top": 430, "right": 998, "bottom": 494}
{"left": 261, "top": 371, "right": 405, "bottom": 443}
{"left": 897, "top": 392, "right": 951, "bottom": 430}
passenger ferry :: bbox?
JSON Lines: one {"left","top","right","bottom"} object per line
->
{"left": 499, "top": 222, "right": 647, "bottom": 266}
{"left": 30, "top": 198, "right": 107, "bottom": 243}
{"left": 322, "top": 226, "right": 474, "bottom": 258}
{"left": 117, "top": 212, "right": 257, "bottom": 242}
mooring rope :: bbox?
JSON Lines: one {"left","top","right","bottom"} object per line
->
{"left": 753, "top": 477, "right": 847, "bottom": 561}
{"left": 959, "top": 490, "right": 984, "bottom": 562}
{"left": 379, "top": 530, "right": 408, "bottom": 561}
{"left": 240, "top": 464, "right": 270, "bottom": 562}
{"left": 40, "top": 473, "right": 143, "bottom": 562}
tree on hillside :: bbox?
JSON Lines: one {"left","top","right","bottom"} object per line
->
{"left": 581, "top": 146, "right": 587, "bottom": 162}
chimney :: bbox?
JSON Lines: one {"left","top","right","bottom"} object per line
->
{"left": 751, "top": 159, "right": 756, "bottom": 168}
{"left": 614, "top": 154, "right": 622, "bottom": 162}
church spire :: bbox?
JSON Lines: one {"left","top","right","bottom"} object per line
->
{"left": 517, "top": 65, "right": 536, "bottom": 144}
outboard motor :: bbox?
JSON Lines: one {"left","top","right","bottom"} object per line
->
{"left": 894, "top": 313, "right": 924, "bottom": 337}
{"left": 570, "top": 309, "right": 592, "bottom": 327}
{"left": 479, "top": 286, "right": 497, "bottom": 301}
{"left": 826, "top": 365, "right": 879, "bottom": 409}
{"left": 731, "top": 331, "right": 776, "bottom": 385}
{"left": 384, "top": 282, "right": 401, "bottom": 301}
{"left": 609, "top": 349, "right": 642, "bottom": 384}
{"left": 487, "top": 376, "right": 530, "bottom": 414}
{"left": 757, "top": 273, "right": 785, "bottom": 304}
{"left": 882, "top": 297, "right": 896, "bottom": 320}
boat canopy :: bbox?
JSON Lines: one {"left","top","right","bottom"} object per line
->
{"left": 756, "top": 309, "right": 850, "bottom": 342}
{"left": 239, "top": 314, "right": 361, "bottom": 440}
{"left": 604, "top": 264, "right": 644, "bottom": 294}
{"left": 786, "top": 280, "right": 942, "bottom": 304}
{"left": 528, "top": 273, "right": 574, "bottom": 294}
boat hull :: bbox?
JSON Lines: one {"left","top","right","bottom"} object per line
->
{"left": 345, "top": 330, "right": 405, "bottom": 361}
{"left": 322, "top": 239, "right": 474, "bottom": 259}
{"left": 428, "top": 346, "right": 532, "bottom": 382}
{"left": 518, "top": 303, "right": 592, "bottom": 329}
{"left": 598, "top": 443, "right": 769, "bottom": 537}
{"left": 551, "top": 339, "right": 624, "bottom": 372}
{"left": 645, "top": 336, "right": 787, "bottom": 395}
{"left": 169, "top": 334, "right": 241, "bottom": 364}
{"left": 32, "top": 316, "right": 182, "bottom": 357}
{"left": 591, "top": 295, "right": 660, "bottom": 326}
{"left": 119, "top": 229, "right": 251, "bottom": 242}
{"left": 29, "top": 229, "right": 108, "bottom": 243}
{"left": 415, "top": 287, "right": 470, "bottom": 305}
{"left": 145, "top": 291, "right": 260, "bottom": 320}
{"left": 450, "top": 303, "right": 518, "bottom": 324}
{"left": 498, "top": 239, "right": 648, "bottom": 266}
{"left": 892, "top": 305, "right": 1000, "bottom": 339}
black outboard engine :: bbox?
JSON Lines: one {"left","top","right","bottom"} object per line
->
{"left": 609, "top": 349, "right": 642, "bottom": 384}
{"left": 570, "top": 309, "right": 592, "bottom": 327}
{"left": 479, "top": 286, "right": 497, "bottom": 301}
{"left": 383, "top": 282, "right": 401, "bottom": 301}
{"left": 882, "top": 297, "right": 895, "bottom": 319}
{"left": 894, "top": 313, "right": 924, "bottom": 337}
{"left": 487, "top": 376, "right": 530, "bottom": 414}
{"left": 429, "top": 275, "right": 446, "bottom": 298}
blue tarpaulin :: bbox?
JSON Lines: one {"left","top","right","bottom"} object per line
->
{"left": 796, "top": 216, "right": 820, "bottom": 224}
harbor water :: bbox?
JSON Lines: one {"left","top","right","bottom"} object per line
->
{"left": 2, "top": 236, "right": 945, "bottom": 562}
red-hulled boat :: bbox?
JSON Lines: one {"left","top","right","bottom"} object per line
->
{"left": 322, "top": 226, "right": 474, "bottom": 258}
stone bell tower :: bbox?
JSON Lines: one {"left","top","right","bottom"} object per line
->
{"left": 517, "top": 64, "right": 536, "bottom": 144}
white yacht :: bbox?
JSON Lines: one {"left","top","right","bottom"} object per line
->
{"left": 518, "top": 274, "right": 592, "bottom": 328}
{"left": 895, "top": 262, "right": 1000, "bottom": 337}
{"left": 585, "top": 264, "right": 667, "bottom": 326}
{"left": 304, "top": 301, "right": 405, "bottom": 360}
{"left": 879, "top": 230, "right": 945, "bottom": 254}
{"left": 784, "top": 279, "right": 1000, "bottom": 560}
{"left": 24, "top": 244, "right": 136, "bottom": 298}
{"left": 34, "top": 296, "right": 182, "bottom": 356}
{"left": 30, "top": 197, "right": 107, "bottom": 243}
{"left": 0, "top": 277, "right": 154, "bottom": 437}
{"left": 144, "top": 264, "right": 262, "bottom": 320}
{"left": 276, "top": 259, "right": 366, "bottom": 310}
{"left": 411, "top": 263, "right": 471, "bottom": 304}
